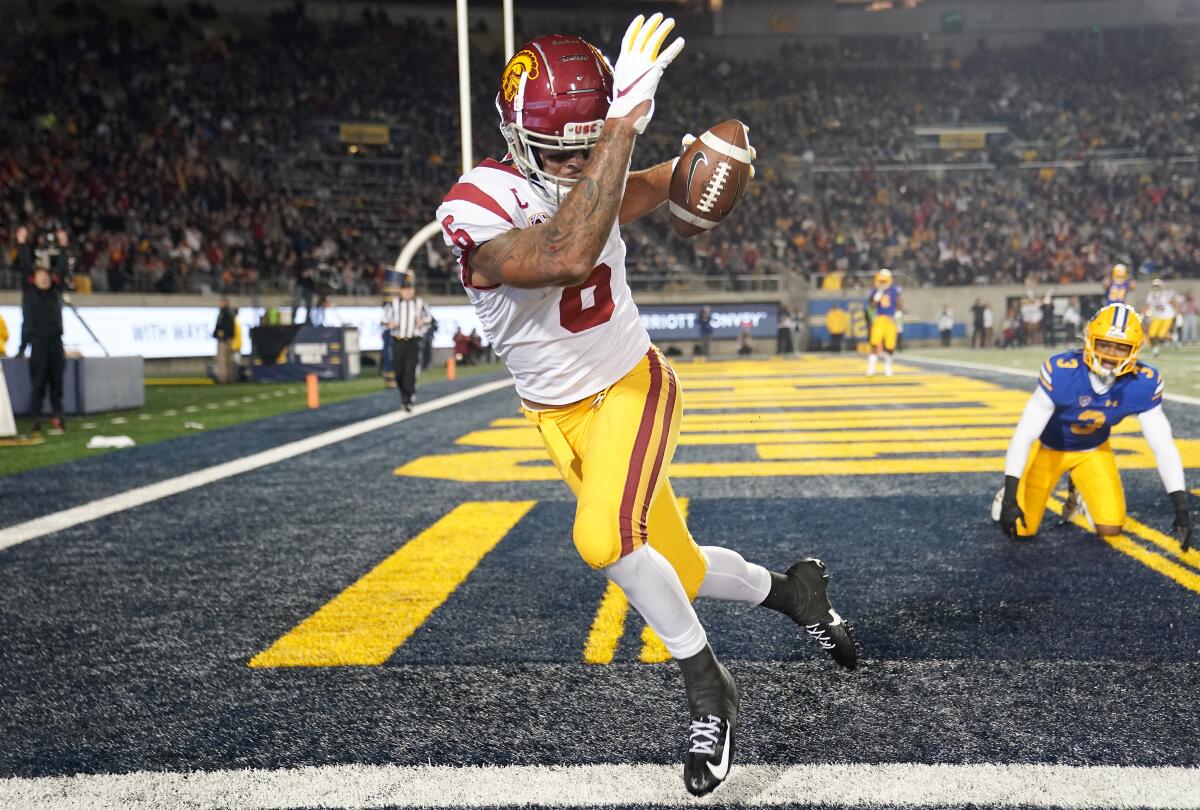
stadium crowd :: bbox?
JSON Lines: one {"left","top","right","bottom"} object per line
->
{"left": 1, "top": 4, "right": 1199, "bottom": 296}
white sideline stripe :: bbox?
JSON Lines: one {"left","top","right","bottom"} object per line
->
{"left": 0, "top": 378, "right": 515, "bottom": 552}
{"left": 1, "top": 763, "right": 1198, "bottom": 809}
{"left": 906, "top": 355, "right": 1200, "bottom": 406}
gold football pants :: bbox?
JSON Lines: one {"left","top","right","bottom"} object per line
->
{"left": 870, "top": 315, "right": 898, "bottom": 352}
{"left": 522, "top": 347, "right": 708, "bottom": 598}
{"left": 1017, "top": 440, "right": 1125, "bottom": 536}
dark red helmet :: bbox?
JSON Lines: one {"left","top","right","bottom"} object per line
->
{"left": 496, "top": 35, "right": 613, "bottom": 204}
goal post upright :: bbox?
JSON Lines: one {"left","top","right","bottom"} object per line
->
{"left": 397, "top": 0, "right": 514, "bottom": 275}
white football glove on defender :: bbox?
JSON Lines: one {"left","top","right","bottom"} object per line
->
{"left": 674, "top": 130, "right": 759, "bottom": 178}
{"left": 606, "top": 13, "right": 685, "bottom": 134}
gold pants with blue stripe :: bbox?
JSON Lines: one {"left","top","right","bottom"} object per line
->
{"left": 1017, "top": 440, "right": 1125, "bottom": 536}
{"left": 522, "top": 348, "right": 707, "bottom": 598}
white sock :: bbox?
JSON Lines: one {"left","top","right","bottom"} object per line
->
{"left": 605, "top": 545, "right": 707, "bottom": 659}
{"left": 866, "top": 354, "right": 878, "bottom": 376}
{"left": 696, "top": 546, "right": 771, "bottom": 604}
{"left": 884, "top": 354, "right": 894, "bottom": 376}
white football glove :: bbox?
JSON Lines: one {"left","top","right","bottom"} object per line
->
{"left": 606, "top": 13, "right": 685, "bottom": 134}
{"left": 673, "top": 130, "right": 758, "bottom": 178}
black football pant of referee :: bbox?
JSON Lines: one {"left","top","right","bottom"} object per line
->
{"left": 29, "top": 336, "right": 65, "bottom": 420}
{"left": 393, "top": 336, "right": 421, "bottom": 409}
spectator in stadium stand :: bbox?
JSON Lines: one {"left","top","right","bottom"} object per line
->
{"left": 24, "top": 262, "right": 68, "bottom": 436}
{"left": 937, "top": 305, "right": 955, "bottom": 347}
{"left": 212, "top": 297, "right": 236, "bottom": 384}
{"left": 971, "top": 299, "right": 986, "bottom": 348}
{"left": 1041, "top": 296, "right": 1057, "bottom": 348}
{"left": 698, "top": 306, "right": 713, "bottom": 357}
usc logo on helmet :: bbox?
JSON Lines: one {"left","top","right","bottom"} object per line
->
{"left": 501, "top": 49, "right": 540, "bottom": 103}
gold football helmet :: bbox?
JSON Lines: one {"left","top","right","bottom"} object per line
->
{"left": 1111, "top": 263, "right": 1130, "bottom": 283}
{"left": 1083, "top": 303, "right": 1145, "bottom": 381}
{"left": 874, "top": 268, "right": 893, "bottom": 288}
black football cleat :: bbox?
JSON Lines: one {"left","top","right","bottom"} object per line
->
{"left": 678, "top": 645, "right": 738, "bottom": 797}
{"left": 772, "top": 559, "right": 858, "bottom": 670}
{"left": 685, "top": 713, "right": 735, "bottom": 797}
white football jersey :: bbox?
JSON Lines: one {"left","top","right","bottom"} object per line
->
{"left": 1146, "top": 289, "right": 1176, "bottom": 319}
{"left": 435, "top": 158, "right": 649, "bottom": 405}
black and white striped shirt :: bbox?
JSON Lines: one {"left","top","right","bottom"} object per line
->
{"left": 383, "top": 297, "right": 432, "bottom": 339}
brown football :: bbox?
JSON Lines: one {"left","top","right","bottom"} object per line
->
{"left": 667, "top": 119, "right": 753, "bottom": 238}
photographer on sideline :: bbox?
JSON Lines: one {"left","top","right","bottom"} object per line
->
{"left": 24, "top": 258, "right": 70, "bottom": 435}
{"left": 15, "top": 226, "right": 34, "bottom": 356}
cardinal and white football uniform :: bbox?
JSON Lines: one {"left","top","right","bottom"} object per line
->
{"left": 435, "top": 157, "right": 706, "bottom": 590}
{"left": 1145, "top": 286, "right": 1177, "bottom": 343}
{"left": 436, "top": 158, "right": 648, "bottom": 405}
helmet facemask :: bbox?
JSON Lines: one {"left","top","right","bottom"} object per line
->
{"left": 1083, "top": 304, "right": 1144, "bottom": 385}
{"left": 497, "top": 72, "right": 604, "bottom": 207}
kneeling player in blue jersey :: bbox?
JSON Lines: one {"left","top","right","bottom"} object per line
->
{"left": 994, "top": 303, "right": 1192, "bottom": 550}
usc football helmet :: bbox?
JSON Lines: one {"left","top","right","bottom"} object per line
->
{"left": 1083, "top": 303, "right": 1145, "bottom": 382}
{"left": 1111, "top": 263, "right": 1130, "bottom": 282}
{"left": 496, "top": 35, "right": 612, "bottom": 206}
{"left": 874, "top": 268, "right": 893, "bottom": 288}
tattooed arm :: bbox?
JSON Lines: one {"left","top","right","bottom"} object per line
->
{"left": 470, "top": 102, "right": 647, "bottom": 290}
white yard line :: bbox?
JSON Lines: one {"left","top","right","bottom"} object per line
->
{"left": 0, "top": 379, "right": 515, "bottom": 552}
{"left": 0, "top": 762, "right": 1197, "bottom": 809}
{"left": 906, "top": 354, "right": 1200, "bottom": 406}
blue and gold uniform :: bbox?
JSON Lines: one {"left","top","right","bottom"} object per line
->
{"left": 1104, "top": 280, "right": 1132, "bottom": 305}
{"left": 1104, "top": 264, "right": 1132, "bottom": 305}
{"left": 868, "top": 283, "right": 901, "bottom": 351}
{"left": 1018, "top": 349, "right": 1163, "bottom": 535}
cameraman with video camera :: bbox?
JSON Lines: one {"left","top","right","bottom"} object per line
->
{"left": 23, "top": 224, "right": 73, "bottom": 435}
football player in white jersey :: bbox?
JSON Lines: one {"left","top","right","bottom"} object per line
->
{"left": 1143, "top": 278, "right": 1177, "bottom": 357}
{"left": 435, "top": 15, "right": 858, "bottom": 798}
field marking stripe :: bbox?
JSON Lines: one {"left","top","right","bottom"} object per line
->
{"left": 639, "top": 498, "right": 686, "bottom": 664}
{"left": 2, "top": 763, "right": 1198, "bottom": 808}
{"left": 1046, "top": 498, "right": 1200, "bottom": 594}
{"left": 249, "top": 501, "right": 535, "bottom": 667}
{"left": 906, "top": 354, "right": 1200, "bottom": 406}
{"left": 583, "top": 580, "right": 627, "bottom": 664}
{"left": 0, "top": 379, "right": 515, "bottom": 552}
{"left": 583, "top": 499, "right": 686, "bottom": 665}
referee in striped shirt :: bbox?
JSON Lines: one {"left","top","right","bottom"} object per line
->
{"left": 382, "top": 272, "right": 432, "bottom": 411}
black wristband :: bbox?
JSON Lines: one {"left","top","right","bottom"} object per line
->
{"left": 1003, "top": 475, "right": 1020, "bottom": 504}
{"left": 1170, "top": 490, "right": 1189, "bottom": 512}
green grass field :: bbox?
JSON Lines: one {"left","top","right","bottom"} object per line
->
{"left": 0, "top": 363, "right": 500, "bottom": 477}
{"left": 910, "top": 345, "right": 1200, "bottom": 395}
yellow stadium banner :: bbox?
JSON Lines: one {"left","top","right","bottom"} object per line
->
{"left": 338, "top": 123, "right": 390, "bottom": 145}
{"left": 939, "top": 130, "right": 986, "bottom": 150}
